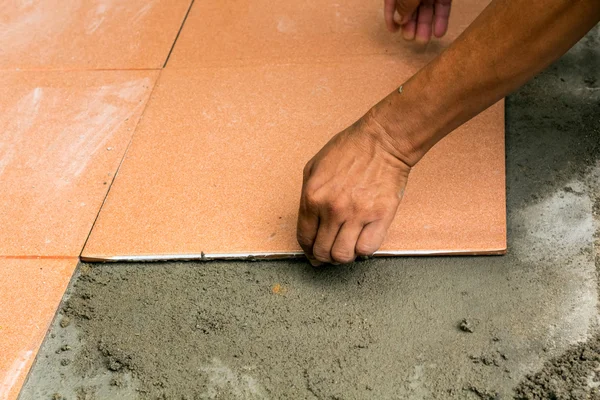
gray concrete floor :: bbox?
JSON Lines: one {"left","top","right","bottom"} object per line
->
{"left": 19, "top": 28, "right": 599, "bottom": 400}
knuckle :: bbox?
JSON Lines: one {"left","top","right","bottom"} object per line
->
{"left": 371, "top": 205, "right": 390, "bottom": 220}
{"left": 313, "top": 248, "right": 330, "bottom": 262}
{"left": 326, "top": 198, "right": 348, "bottom": 216}
{"left": 302, "top": 162, "right": 313, "bottom": 179}
{"left": 331, "top": 248, "right": 355, "bottom": 264}
{"left": 303, "top": 191, "right": 320, "bottom": 209}
{"left": 296, "top": 233, "right": 312, "bottom": 248}
{"left": 356, "top": 242, "right": 377, "bottom": 257}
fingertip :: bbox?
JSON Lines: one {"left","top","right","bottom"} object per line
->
{"left": 384, "top": 0, "right": 400, "bottom": 32}
{"left": 402, "top": 23, "right": 416, "bottom": 41}
{"left": 414, "top": 23, "right": 432, "bottom": 45}
{"left": 355, "top": 221, "right": 390, "bottom": 257}
{"left": 433, "top": 1, "right": 452, "bottom": 38}
{"left": 433, "top": 18, "right": 448, "bottom": 38}
{"left": 308, "top": 257, "right": 323, "bottom": 267}
{"left": 414, "top": 33, "right": 430, "bottom": 45}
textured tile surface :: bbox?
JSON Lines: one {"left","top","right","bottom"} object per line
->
{"left": 0, "top": 258, "right": 77, "bottom": 400}
{"left": 82, "top": 60, "right": 505, "bottom": 260}
{"left": 0, "top": 0, "right": 191, "bottom": 70}
{"left": 0, "top": 70, "right": 159, "bottom": 256}
{"left": 167, "top": 0, "right": 490, "bottom": 68}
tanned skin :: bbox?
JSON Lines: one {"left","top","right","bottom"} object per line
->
{"left": 297, "top": 0, "right": 600, "bottom": 265}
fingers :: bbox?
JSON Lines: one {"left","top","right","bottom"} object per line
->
{"left": 401, "top": 11, "right": 417, "bottom": 41}
{"left": 301, "top": 213, "right": 393, "bottom": 264}
{"left": 384, "top": 0, "right": 400, "bottom": 32}
{"left": 356, "top": 219, "right": 393, "bottom": 257}
{"left": 392, "top": 0, "right": 452, "bottom": 43}
{"left": 433, "top": 0, "right": 452, "bottom": 38}
{"left": 312, "top": 212, "right": 343, "bottom": 264}
{"left": 297, "top": 184, "right": 321, "bottom": 266}
{"left": 331, "top": 222, "right": 363, "bottom": 264}
{"left": 415, "top": 0, "right": 434, "bottom": 44}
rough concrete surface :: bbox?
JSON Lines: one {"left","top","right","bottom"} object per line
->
{"left": 19, "top": 28, "right": 599, "bottom": 400}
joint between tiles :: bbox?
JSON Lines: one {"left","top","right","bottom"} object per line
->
{"left": 78, "top": 75, "right": 163, "bottom": 259}
{"left": 163, "top": 0, "right": 196, "bottom": 68}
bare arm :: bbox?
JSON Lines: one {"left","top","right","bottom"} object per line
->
{"left": 297, "top": 0, "right": 600, "bottom": 266}
{"left": 373, "top": 0, "right": 600, "bottom": 166}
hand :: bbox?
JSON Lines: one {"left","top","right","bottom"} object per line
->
{"left": 384, "top": 0, "right": 452, "bottom": 44}
{"left": 297, "top": 113, "right": 411, "bottom": 265}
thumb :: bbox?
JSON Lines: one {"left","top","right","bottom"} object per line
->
{"left": 395, "top": 0, "right": 421, "bottom": 24}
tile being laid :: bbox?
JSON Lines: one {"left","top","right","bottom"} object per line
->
{"left": 167, "top": 0, "right": 490, "bottom": 68}
{"left": 82, "top": 59, "right": 505, "bottom": 261}
{"left": 0, "top": 258, "right": 77, "bottom": 400}
{"left": 0, "top": 70, "right": 159, "bottom": 256}
{"left": 0, "top": 0, "right": 192, "bottom": 70}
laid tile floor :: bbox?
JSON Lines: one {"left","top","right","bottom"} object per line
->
{"left": 167, "top": 0, "right": 489, "bottom": 68}
{"left": 0, "top": 70, "right": 158, "bottom": 256}
{"left": 0, "top": 0, "right": 192, "bottom": 70}
{"left": 0, "top": 0, "right": 502, "bottom": 398}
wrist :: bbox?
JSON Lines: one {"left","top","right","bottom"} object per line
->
{"left": 364, "top": 98, "right": 431, "bottom": 168}
{"left": 361, "top": 107, "right": 418, "bottom": 168}
{"left": 366, "top": 68, "right": 454, "bottom": 167}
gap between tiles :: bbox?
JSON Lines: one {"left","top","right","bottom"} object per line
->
{"left": 77, "top": 72, "right": 165, "bottom": 261}
{"left": 163, "top": 0, "right": 196, "bottom": 68}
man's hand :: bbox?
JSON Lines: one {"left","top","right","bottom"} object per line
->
{"left": 297, "top": 114, "right": 411, "bottom": 266}
{"left": 384, "top": 0, "right": 452, "bottom": 44}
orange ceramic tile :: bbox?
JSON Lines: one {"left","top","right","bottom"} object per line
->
{"left": 167, "top": 0, "right": 490, "bottom": 68}
{"left": 0, "top": 258, "right": 77, "bottom": 400}
{"left": 0, "top": 70, "right": 159, "bottom": 256}
{"left": 0, "top": 0, "right": 192, "bottom": 70}
{"left": 82, "top": 59, "right": 505, "bottom": 261}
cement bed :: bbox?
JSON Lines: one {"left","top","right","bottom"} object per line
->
{"left": 19, "top": 28, "right": 600, "bottom": 400}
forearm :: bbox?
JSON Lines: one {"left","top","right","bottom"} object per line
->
{"left": 371, "top": 0, "right": 600, "bottom": 166}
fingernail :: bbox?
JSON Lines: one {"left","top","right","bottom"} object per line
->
{"left": 393, "top": 13, "right": 402, "bottom": 25}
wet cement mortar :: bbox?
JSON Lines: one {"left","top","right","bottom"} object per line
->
{"left": 20, "top": 29, "right": 600, "bottom": 400}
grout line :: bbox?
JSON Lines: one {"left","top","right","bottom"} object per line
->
{"left": 163, "top": 0, "right": 196, "bottom": 68}
{"left": 78, "top": 73, "right": 164, "bottom": 259}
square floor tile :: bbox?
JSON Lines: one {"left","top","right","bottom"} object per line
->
{"left": 0, "top": 258, "right": 77, "bottom": 400}
{"left": 0, "top": 70, "right": 159, "bottom": 256}
{"left": 167, "top": 0, "right": 489, "bottom": 68}
{"left": 0, "top": 0, "right": 191, "bottom": 70}
{"left": 82, "top": 60, "right": 505, "bottom": 261}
